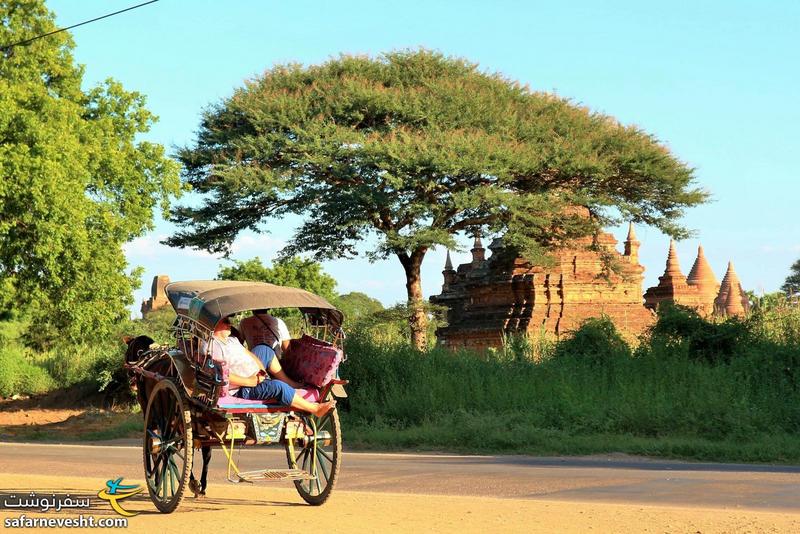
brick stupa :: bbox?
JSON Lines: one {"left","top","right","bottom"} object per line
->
{"left": 644, "top": 245, "right": 748, "bottom": 318}
{"left": 434, "top": 230, "right": 750, "bottom": 350}
{"left": 432, "top": 224, "right": 655, "bottom": 350}
{"left": 714, "top": 261, "right": 750, "bottom": 317}
{"left": 141, "top": 275, "right": 171, "bottom": 318}
{"left": 686, "top": 245, "right": 720, "bottom": 316}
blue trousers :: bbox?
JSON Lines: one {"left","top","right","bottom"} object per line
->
{"left": 235, "top": 345, "right": 295, "bottom": 406}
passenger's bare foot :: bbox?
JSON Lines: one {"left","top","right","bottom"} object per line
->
{"left": 313, "top": 400, "right": 336, "bottom": 418}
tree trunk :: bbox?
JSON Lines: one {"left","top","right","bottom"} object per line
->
{"left": 398, "top": 247, "right": 428, "bottom": 351}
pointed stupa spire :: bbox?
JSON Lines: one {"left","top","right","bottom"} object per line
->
{"left": 441, "top": 250, "right": 456, "bottom": 291}
{"left": 471, "top": 233, "right": 485, "bottom": 265}
{"left": 643, "top": 239, "right": 691, "bottom": 310}
{"left": 687, "top": 245, "right": 719, "bottom": 290}
{"left": 715, "top": 261, "right": 748, "bottom": 316}
{"left": 663, "top": 240, "right": 684, "bottom": 279}
{"left": 626, "top": 221, "right": 638, "bottom": 242}
{"left": 624, "top": 222, "right": 640, "bottom": 263}
{"left": 724, "top": 277, "right": 746, "bottom": 316}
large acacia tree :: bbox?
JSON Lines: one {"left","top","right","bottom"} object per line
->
{"left": 0, "top": 1, "right": 181, "bottom": 344}
{"left": 168, "top": 50, "right": 706, "bottom": 349}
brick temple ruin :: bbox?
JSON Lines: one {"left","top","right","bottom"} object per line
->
{"left": 642, "top": 241, "right": 750, "bottom": 318}
{"left": 432, "top": 225, "right": 749, "bottom": 350}
{"left": 140, "top": 275, "right": 170, "bottom": 318}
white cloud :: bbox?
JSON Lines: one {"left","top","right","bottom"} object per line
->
{"left": 229, "top": 234, "right": 285, "bottom": 257}
{"left": 123, "top": 234, "right": 225, "bottom": 260}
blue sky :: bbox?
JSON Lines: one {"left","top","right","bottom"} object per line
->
{"left": 48, "top": 0, "right": 800, "bottom": 313}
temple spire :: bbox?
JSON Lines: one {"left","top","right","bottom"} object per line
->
{"left": 441, "top": 250, "right": 456, "bottom": 291}
{"left": 623, "top": 222, "right": 640, "bottom": 263}
{"left": 715, "top": 261, "right": 749, "bottom": 316}
{"left": 471, "top": 233, "right": 485, "bottom": 265}
{"left": 444, "top": 250, "right": 454, "bottom": 271}
{"left": 626, "top": 221, "right": 638, "bottom": 241}
{"left": 687, "top": 245, "right": 718, "bottom": 290}
{"left": 664, "top": 240, "right": 684, "bottom": 279}
{"left": 724, "top": 277, "right": 746, "bottom": 316}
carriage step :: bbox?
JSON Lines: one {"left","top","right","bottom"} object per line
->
{"left": 236, "top": 468, "right": 314, "bottom": 482}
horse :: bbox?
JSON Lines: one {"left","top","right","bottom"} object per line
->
{"left": 123, "top": 335, "right": 212, "bottom": 498}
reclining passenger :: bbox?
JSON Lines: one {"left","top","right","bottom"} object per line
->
{"left": 205, "top": 315, "right": 335, "bottom": 418}
{"left": 239, "top": 309, "right": 291, "bottom": 360}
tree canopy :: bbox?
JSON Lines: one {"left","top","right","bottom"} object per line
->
{"left": 781, "top": 259, "right": 800, "bottom": 295}
{"left": 217, "top": 256, "right": 338, "bottom": 303}
{"left": 332, "top": 292, "right": 384, "bottom": 322}
{"left": 168, "top": 50, "right": 707, "bottom": 349}
{"left": 0, "top": 1, "right": 181, "bottom": 345}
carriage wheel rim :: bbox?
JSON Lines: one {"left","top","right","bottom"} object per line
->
{"left": 287, "top": 408, "right": 341, "bottom": 503}
{"left": 143, "top": 380, "right": 192, "bottom": 511}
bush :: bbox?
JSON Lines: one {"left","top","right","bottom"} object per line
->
{"left": 554, "top": 316, "right": 631, "bottom": 364}
{"left": 0, "top": 344, "right": 56, "bottom": 397}
{"left": 647, "top": 304, "right": 750, "bottom": 364}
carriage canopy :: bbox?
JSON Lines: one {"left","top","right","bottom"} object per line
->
{"left": 165, "top": 280, "right": 343, "bottom": 330}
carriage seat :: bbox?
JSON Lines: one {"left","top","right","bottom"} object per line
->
{"left": 216, "top": 387, "right": 320, "bottom": 409}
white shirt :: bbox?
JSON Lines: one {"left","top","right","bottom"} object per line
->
{"left": 202, "top": 336, "right": 260, "bottom": 394}
{"left": 239, "top": 314, "right": 291, "bottom": 356}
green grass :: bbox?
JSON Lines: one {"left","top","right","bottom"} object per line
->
{"left": 344, "top": 418, "right": 800, "bottom": 463}
{"left": 338, "top": 308, "right": 800, "bottom": 463}
{"left": 3, "top": 303, "right": 800, "bottom": 464}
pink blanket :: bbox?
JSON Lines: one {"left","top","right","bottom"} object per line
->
{"left": 216, "top": 387, "right": 320, "bottom": 407}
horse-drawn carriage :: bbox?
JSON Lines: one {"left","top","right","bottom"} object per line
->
{"left": 123, "top": 280, "right": 347, "bottom": 513}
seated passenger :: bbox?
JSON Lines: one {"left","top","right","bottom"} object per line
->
{"left": 204, "top": 316, "right": 334, "bottom": 417}
{"left": 239, "top": 309, "right": 291, "bottom": 361}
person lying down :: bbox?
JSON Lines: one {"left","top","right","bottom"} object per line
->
{"left": 204, "top": 315, "right": 335, "bottom": 418}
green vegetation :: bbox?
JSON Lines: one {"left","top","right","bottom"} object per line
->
{"left": 332, "top": 292, "right": 384, "bottom": 322}
{"left": 0, "top": 306, "right": 176, "bottom": 398}
{"left": 4, "top": 301, "right": 800, "bottom": 463}
{"left": 782, "top": 259, "right": 800, "bottom": 294}
{"left": 167, "top": 49, "right": 707, "bottom": 349}
{"left": 339, "top": 306, "right": 800, "bottom": 463}
{"left": 218, "top": 257, "right": 338, "bottom": 303}
{"left": 0, "top": 1, "right": 181, "bottom": 348}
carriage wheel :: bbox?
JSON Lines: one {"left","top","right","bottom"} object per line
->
{"left": 142, "top": 380, "right": 193, "bottom": 513}
{"left": 285, "top": 407, "right": 342, "bottom": 505}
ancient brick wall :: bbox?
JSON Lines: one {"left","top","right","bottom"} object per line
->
{"left": 432, "top": 225, "right": 655, "bottom": 350}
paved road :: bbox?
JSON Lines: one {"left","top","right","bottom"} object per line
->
{"left": 1, "top": 442, "right": 798, "bottom": 511}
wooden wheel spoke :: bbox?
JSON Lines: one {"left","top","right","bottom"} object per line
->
{"left": 161, "top": 457, "right": 170, "bottom": 500}
{"left": 318, "top": 447, "right": 334, "bottom": 464}
{"left": 317, "top": 416, "right": 332, "bottom": 433}
{"left": 167, "top": 455, "right": 176, "bottom": 497}
{"left": 157, "top": 391, "right": 169, "bottom": 435}
{"left": 314, "top": 470, "right": 323, "bottom": 495}
{"left": 316, "top": 449, "right": 330, "bottom": 482}
{"left": 164, "top": 399, "right": 177, "bottom": 441}
{"left": 150, "top": 452, "right": 163, "bottom": 479}
{"left": 300, "top": 448, "right": 311, "bottom": 491}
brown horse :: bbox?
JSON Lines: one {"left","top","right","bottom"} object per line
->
{"left": 124, "top": 335, "right": 212, "bottom": 497}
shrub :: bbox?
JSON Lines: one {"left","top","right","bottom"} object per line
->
{"left": 648, "top": 304, "right": 750, "bottom": 364}
{"left": 0, "top": 344, "right": 56, "bottom": 397}
{"left": 553, "top": 316, "right": 631, "bottom": 364}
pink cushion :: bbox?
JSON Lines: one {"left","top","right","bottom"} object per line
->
{"left": 216, "top": 387, "right": 319, "bottom": 408}
{"left": 284, "top": 335, "right": 343, "bottom": 388}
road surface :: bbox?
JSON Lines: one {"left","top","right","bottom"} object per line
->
{"left": 0, "top": 442, "right": 798, "bottom": 532}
